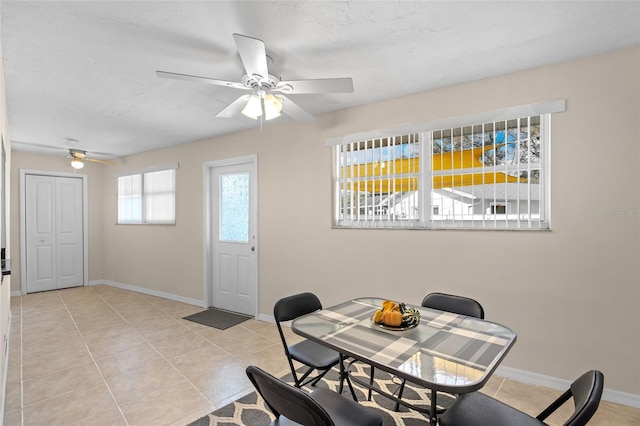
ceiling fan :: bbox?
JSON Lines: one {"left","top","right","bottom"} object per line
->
{"left": 156, "top": 33, "right": 354, "bottom": 123}
{"left": 68, "top": 149, "right": 115, "bottom": 169}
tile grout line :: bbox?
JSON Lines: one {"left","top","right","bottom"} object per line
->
{"left": 492, "top": 376, "right": 506, "bottom": 399}
{"left": 17, "top": 295, "right": 95, "bottom": 416}
{"left": 91, "top": 288, "right": 218, "bottom": 416}
{"left": 136, "top": 297, "right": 277, "bottom": 414}
{"left": 59, "top": 288, "right": 131, "bottom": 426}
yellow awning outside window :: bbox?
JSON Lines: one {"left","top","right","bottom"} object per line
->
{"left": 341, "top": 144, "right": 522, "bottom": 193}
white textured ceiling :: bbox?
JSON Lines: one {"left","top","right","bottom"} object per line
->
{"left": 2, "top": 1, "right": 639, "bottom": 159}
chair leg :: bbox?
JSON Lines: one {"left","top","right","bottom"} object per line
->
{"left": 287, "top": 358, "right": 302, "bottom": 387}
{"left": 306, "top": 367, "right": 330, "bottom": 387}
{"left": 393, "top": 379, "right": 406, "bottom": 411}
{"left": 295, "top": 368, "right": 313, "bottom": 387}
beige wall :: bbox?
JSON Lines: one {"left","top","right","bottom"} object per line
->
{"left": 9, "top": 47, "right": 640, "bottom": 397}
{"left": 0, "top": 33, "right": 10, "bottom": 417}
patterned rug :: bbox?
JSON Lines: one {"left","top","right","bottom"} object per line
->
{"left": 188, "top": 362, "right": 454, "bottom": 425}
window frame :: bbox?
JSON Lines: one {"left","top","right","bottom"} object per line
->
{"left": 331, "top": 102, "right": 562, "bottom": 230}
{"left": 116, "top": 163, "right": 178, "bottom": 225}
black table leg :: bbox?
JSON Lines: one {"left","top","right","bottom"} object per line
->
{"left": 338, "top": 354, "right": 357, "bottom": 401}
{"left": 430, "top": 389, "right": 438, "bottom": 425}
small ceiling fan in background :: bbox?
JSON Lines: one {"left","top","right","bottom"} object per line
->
{"left": 11, "top": 140, "right": 117, "bottom": 170}
{"left": 68, "top": 149, "right": 115, "bottom": 169}
{"left": 156, "top": 33, "right": 354, "bottom": 123}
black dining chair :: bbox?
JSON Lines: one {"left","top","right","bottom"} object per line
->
{"left": 421, "top": 292, "right": 485, "bottom": 320}
{"left": 439, "top": 370, "right": 604, "bottom": 426}
{"left": 246, "top": 365, "right": 383, "bottom": 426}
{"left": 274, "top": 292, "right": 345, "bottom": 389}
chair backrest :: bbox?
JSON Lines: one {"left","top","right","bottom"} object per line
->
{"left": 421, "top": 292, "right": 485, "bottom": 319}
{"left": 537, "top": 370, "right": 604, "bottom": 426}
{"left": 274, "top": 292, "right": 323, "bottom": 323}
{"left": 246, "top": 365, "right": 334, "bottom": 426}
{"left": 565, "top": 370, "right": 605, "bottom": 426}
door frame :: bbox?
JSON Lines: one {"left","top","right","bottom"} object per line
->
{"left": 19, "top": 169, "right": 89, "bottom": 295}
{"left": 202, "top": 155, "right": 258, "bottom": 316}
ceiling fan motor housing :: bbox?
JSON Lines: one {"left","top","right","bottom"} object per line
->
{"left": 69, "top": 149, "right": 87, "bottom": 159}
{"left": 242, "top": 73, "right": 281, "bottom": 91}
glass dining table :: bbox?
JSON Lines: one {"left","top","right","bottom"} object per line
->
{"left": 291, "top": 297, "right": 517, "bottom": 425}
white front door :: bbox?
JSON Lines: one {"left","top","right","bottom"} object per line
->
{"left": 209, "top": 160, "right": 257, "bottom": 316}
{"left": 25, "top": 174, "right": 84, "bottom": 293}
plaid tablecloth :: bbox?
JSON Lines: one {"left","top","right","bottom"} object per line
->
{"left": 301, "top": 298, "right": 516, "bottom": 381}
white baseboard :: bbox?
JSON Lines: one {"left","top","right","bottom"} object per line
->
{"left": 257, "top": 313, "right": 275, "bottom": 323}
{"left": 496, "top": 365, "right": 640, "bottom": 408}
{"left": 89, "top": 280, "right": 205, "bottom": 308}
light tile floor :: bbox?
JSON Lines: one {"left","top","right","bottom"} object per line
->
{"left": 3, "top": 285, "right": 639, "bottom": 425}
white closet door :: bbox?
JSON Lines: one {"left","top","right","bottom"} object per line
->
{"left": 26, "top": 175, "right": 84, "bottom": 293}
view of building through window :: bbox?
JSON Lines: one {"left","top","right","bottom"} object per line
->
{"left": 335, "top": 115, "right": 547, "bottom": 229}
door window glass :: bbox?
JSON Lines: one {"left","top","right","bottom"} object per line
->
{"left": 219, "top": 173, "right": 249, "bottom": 242}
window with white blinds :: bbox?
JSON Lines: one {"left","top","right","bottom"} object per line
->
{"left": 117, "top": 166, "right": 176, "bottom": 225}
{"left": 336, "top": 134, "right": 422, "bottom": 228}
{"left": 334, "top": 112, "right": 552, "bottom": 230}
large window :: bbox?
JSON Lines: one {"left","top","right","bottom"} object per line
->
{"left": 333, "top": 106, "right": 558, "bottom": 230}
{"left": 117, "top": 165, "right": 176, "bottom": 225}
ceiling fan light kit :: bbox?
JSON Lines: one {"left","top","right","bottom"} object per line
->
{"left": 241, "top": 92, "right": 283, "bottom": 121}
{"left": 241, "top": 93, "right": 264, "bottom": 119}
{"left": 156, "top": 33, "right": 353, "bottom": 123}
{"left": 70, "top": 159, "right": 84, "bottom": 169}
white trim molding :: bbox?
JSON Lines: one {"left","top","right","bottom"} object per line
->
{"left": 496, "top": 365, "right": 640, "bottom": 409}
{"left": 257, "top": 313, "right": 275, "bottom": 324}
{"left": 113, "top": 162, "right": 179, "bottom": 178}
{"left": 326, "top": 99, "right": 566, "bottom": 146}
{"left": 88, "top": 280, "right": 204, "bottom": 308}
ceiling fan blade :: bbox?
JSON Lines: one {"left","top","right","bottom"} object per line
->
{"left": 156, "top": 70, "right": 249, "bottom": 91}
{"left": 233, "top": 34, "right": 269, "bottom": 82}
{"left": 215, "top": 94, "right": 251, "bottom": 118}
{"left": 87, "top": 158, "right": 116, "bottom": 165}
{"left": 280, "top": 95, "right": 314, "bottom": 123}
{"left": 275, "top": 78, "right": 354, "bottom": 94}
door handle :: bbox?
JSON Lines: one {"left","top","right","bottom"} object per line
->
{"left": 251, "top": 246, "right": 255, "bottom": 252}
